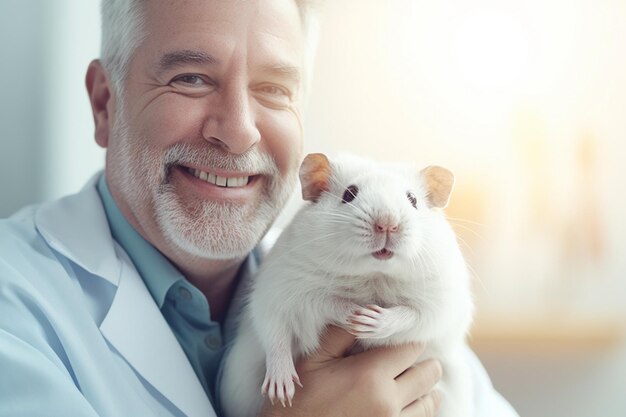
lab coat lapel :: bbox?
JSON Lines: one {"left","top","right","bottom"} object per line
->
{"left": 35, "top": 175, "right": 216, "bottom": 417}
{"left": 35, "top": 174, "right": 121, "bottom": 286}
{"left": 100, "top": 250, "right": 215, "bottom": 417}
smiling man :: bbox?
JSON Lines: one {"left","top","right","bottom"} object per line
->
{"left": 92, "top": 0, "right": 306, "bottom": 326}
{"left": 0, "top": 1, "right": 518, "bottom": 416}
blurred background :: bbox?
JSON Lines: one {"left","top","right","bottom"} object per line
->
{"left": 1, "top": 1, "right": 625, "bottom": 416}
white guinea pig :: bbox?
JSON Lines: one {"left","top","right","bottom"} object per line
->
{"left": 220, "top": 153, "right": 474, "bottom": 417}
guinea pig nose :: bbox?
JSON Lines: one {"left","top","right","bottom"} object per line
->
{"left": 375, "top": 222, "right": 399, "bottom": 233}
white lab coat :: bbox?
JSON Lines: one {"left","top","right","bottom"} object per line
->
{"left": 0, "top": 176, "right": 519, "bottom": 417}
{"left": 0, "top": 176, "right": 215, "bottom": 417}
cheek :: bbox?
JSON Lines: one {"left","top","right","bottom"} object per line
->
{"left": 137, "top": 96, "right": 207, "bottom": 147}
{"left": 259, "top": 110, "right": 303, "bottom": 176}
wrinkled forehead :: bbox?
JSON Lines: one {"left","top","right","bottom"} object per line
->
{"left": 138, "top": 0, "right": 306, "bottom": 70}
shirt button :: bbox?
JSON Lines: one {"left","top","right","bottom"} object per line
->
{"left": 204, "top": 334, "right": 221, "bottom": 350}
{"left": 178, "top": 286, "right": 192, "bottom": 300}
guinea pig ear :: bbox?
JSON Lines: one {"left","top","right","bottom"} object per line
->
{"left": 300, "top": 153, "right": 332, "bottom": 202}
{"left": 420, "top": 165, "right": 455, "bottom": 209}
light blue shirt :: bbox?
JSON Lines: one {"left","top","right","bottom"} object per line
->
{"left": 97, "top": 175, "right": 226, "bottom": 407}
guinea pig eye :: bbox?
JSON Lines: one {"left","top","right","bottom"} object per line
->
{"left": 342, "top": 185, "right": 359, "bottom": 203}
{"left": 407, "top": 191, "right": 418, "bottom": 209}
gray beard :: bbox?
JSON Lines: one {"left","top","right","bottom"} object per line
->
{"left": 154, "top": 178, "right": 288, "bottom": 260}
{"left": 109, "top": 112, "right": 297, "bottom": 260}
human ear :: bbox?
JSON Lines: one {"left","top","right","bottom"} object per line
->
{"left": 85, "top": 59, "right": 113, "bottom": 148}
{"left": 299, "top": 153, "right": 332, "bottom": 202}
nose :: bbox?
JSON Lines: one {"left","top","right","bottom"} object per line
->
{"left": 202, "top": 86, "right": 261, "bottom": 154}
{"left": 374, "top": 219, "right": 399, "bottom": 234}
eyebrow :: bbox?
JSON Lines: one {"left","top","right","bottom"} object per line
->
{"left": 155, "top": 50, "right": 219, "bottom": 74}
{"left": 155, "top": 49, "right": 302, "bottom": 85}
{"left": 260, "top": 64, "right": 302, "bottom": 84}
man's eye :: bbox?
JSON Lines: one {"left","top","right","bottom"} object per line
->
{"left": 258, "top": 84, "right": 292, "bottom": 99}
{"left": 255, "top": 84, "right": 292, "bottom": 108}
{"left": 172, "top": 74, "right": 208, "bottom": 86}
{"left": 260, "top": 85, "right": 286, "bottom": 96}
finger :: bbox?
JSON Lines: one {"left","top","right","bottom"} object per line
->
{"left": 355, "top": 308, "right": 381, "bottom": 319}
{"left": 365, "top": 304, "right": 384, "bottom": 313}
{"left": 309, "top": 325, "right": 356, "bottom": 361}
{"left": 395, "top": 358, "right": 442, "bottom": 407}
{"left": 347, "top": 324, "right": 376, "bottom": 334}
{"left": 354, "top": 342, "right": 425, "bottom": 378}
{"left": 267, "top": 382, "right": 276, "bottom": 405}
{"left": 348, "top": 314, "right": 378, "bottom": 326}
{"left": 401, "top": 390, "right": 442, "bottom": 417}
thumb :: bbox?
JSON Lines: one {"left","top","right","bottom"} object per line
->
{"left": 310, "top": 325, "right": 356, "bottom": 361}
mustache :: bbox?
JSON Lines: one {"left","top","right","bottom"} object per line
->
{"left": 161, "top": 143, "right": 279, "bottom": 177}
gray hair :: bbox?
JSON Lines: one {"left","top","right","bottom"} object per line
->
{"left": 100, "top": 0, "right": 145, "bottom": 99}
{"left": 100, "top": 0, "right": 320, "bottom": 100}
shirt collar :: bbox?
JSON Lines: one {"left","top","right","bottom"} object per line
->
{"left": 97, "top": 174, "right": 183, "bottom": 308}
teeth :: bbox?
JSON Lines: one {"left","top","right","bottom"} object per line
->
{"left": 189, "top": 168, "right": 249, "bottom": 188}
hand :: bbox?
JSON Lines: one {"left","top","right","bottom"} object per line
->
{"left": 258, "top": 326, "right": 442, "bottom": 417}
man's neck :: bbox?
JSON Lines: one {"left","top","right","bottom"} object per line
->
{"left": 173, "top": 255, "right": 244, "bottom": 323}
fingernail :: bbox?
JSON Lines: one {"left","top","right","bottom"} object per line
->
{"left": 431, "top": 390, "right": 442, "bottom": 409}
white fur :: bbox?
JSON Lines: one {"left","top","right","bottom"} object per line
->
{"left": 220, "top": 154, "right": 474, "bottom": 417}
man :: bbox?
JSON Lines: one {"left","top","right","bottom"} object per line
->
{"left": 0, "top": 0, "right": 518, "bottom": 416}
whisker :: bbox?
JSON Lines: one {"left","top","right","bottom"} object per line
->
{"left": 449, "top": 222, "right": 486, "bottom": 244}
{"left": 466, "top": 261, "right": 485, "bottom": 292}
{"left": 445, "top": 217, "right": 486, "bottom": 227}
{"left": 454, "top": 234, "right": 476, "bottom": 258}
{"left": 262, "top": 231, "right": 349, "bottom": 270}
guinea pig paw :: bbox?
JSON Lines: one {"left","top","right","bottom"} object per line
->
{"left": 262, "top": 368, "right": 301, "bottom": 407}
{"left": 347, "top": 304, "right": 392, "bottom": 339}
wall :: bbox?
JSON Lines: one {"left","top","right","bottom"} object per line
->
{"left": 0, "top": 0, "right": 102, "bottom": 218}
{"left": 0, "top": 1, "right": 47, "bottom": 216}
